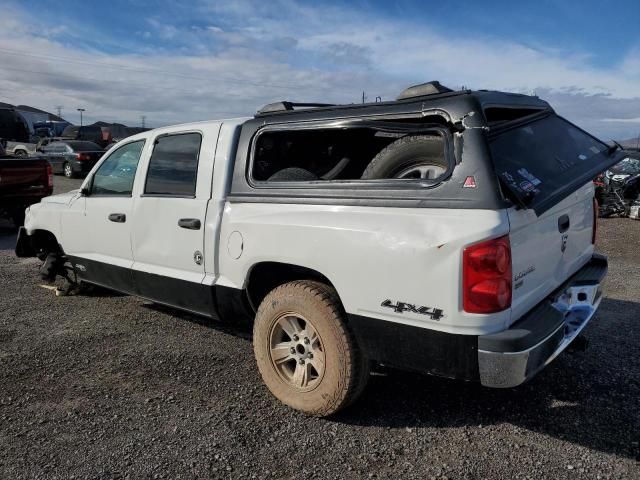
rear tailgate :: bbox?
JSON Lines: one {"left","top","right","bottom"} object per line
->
{"left": 507, "top": 183, "right": 595, "bottom": 321}
{"left": 487, "top": 113, "right": 624, "bottom": 323}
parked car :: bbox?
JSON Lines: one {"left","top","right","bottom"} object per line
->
{"left": 16, "top": 81, "right": 624, "bottom": 416}
{"left": 0, "top": 155, "right": 53, "bottom": 227}
{"left": 6, "top": 141, "right": 39, "bottom": 157}
{"left": 605, "top": 156, "right": 640, "bottom": 183}
{"left": 0, "top": 106, "right": 30, "bottom": 143}
{"left": 34, "top": 127, "right": 55, "bottom": 139}
{"left": 33, "top": 120, "right": 71, "bottom": 137}
{"left": 598, "top": 157, "right": 640, "bottom": 217}
{"left": 60, "top": 125, "right": 108, "bottom": 148}
{"left": 40, "top": 140, "right": 104, "bottom": 178}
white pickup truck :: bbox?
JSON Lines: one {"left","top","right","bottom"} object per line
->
{"left": 16, "top": 82, "right": 623, "bottom": 416}
{"left": 6, "top": 141, "right": 38, "bottom": 157}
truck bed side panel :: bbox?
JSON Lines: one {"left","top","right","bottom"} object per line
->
{"left": 218, "top": 203, "right": 510, "bottom": 336}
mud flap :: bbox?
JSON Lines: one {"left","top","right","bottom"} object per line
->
{"left": 15, "top": 227, "right": 35, "bottom": 257}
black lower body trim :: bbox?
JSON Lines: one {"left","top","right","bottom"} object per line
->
{"left": 134, "top": 270, "right": 216, "bottom": 317}
{"left": 69, "top": 256, "right": 136, "bottom": 293}
{"left": 348, "top": 314, "right": 480, "bottom": 381}
{"left": 67, "top": 256, "right": 222, "bottom": 319}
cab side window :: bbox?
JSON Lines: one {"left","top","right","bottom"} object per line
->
{"left": 144, "top": 133, "right": 202, "bottom": 197}
{"left": 90, "top": 140, "right": 145, "bottom": 196}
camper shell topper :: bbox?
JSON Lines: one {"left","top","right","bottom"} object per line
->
{"left": 228, "top": 82, "right": 563, "bottom": 213}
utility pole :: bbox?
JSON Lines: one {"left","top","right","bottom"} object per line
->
{"left": 362, "top": 91, "right": 367, "bottom": 104}
{"left": 77, "top": 108, "right": 85, "bottom": 126}
{"left": 55, "top": 105, "right": 63, "bottom": 118}
{"left": 141, "top": 115, "right": 146, "bottom": 128}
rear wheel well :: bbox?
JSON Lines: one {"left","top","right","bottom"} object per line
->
{"left": 245, "top": 262, "right": 335, "bottom": 312}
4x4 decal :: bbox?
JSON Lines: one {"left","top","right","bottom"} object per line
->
{"left": 381, "top": 299, "right": 444, "bottom": 320}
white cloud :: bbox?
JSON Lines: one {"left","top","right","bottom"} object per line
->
{"left": 0, "top": 0, "right": 639, "bottom": 139}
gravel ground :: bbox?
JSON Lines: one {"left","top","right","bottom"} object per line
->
{"left": 0, "top": 176, "right": 639, "bottom": 479}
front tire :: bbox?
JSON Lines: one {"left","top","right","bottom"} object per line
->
{"left": 253, "top": 280, "right": 369, "bottom": 416}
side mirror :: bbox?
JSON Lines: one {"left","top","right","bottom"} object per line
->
{"left": 80, "top": 187, "right": 90, "bottom": 197}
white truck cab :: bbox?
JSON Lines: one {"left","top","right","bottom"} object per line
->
{"left": 16, "top": 82, "right": 623, "bottom": 416}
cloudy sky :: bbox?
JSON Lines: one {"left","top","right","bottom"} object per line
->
{"left": 2, "top": 0, "right": 640, "bottom": 140}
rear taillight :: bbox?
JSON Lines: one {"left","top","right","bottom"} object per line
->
{"left": 76, "top": 153, "right": 91, "bottom": 161}
{"left": 592, "top": 197, "right": 598, "bottom": 244}
{"left": 46, "top": 163, "right": 53, "bottom": 188}
{"left": 463, "top": 235, "right": 512, "bottom": 314}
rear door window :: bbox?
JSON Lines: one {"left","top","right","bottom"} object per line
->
{"left": 144, "top": 133, "right": 201, "bottom": 196}
{"left": 489, "top": 114, "right": 622, "bottom": 214}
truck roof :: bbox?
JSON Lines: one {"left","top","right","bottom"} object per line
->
{"left": 115, "top": 117, "right": 251, "bottom": 144}
{"left": 114, "top": 82, "right": 552, "bottom": 144}
{"left": 253, "top": 82, "right": 552, "bottom": 125}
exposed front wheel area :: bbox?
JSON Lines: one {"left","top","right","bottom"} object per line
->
{"left": 253, "top": 280, "right": 369, "bottom": 416}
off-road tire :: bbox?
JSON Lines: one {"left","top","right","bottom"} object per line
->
{"left": 268, "top": 167, "right": 318, "bottom": 181}
{"left": 361, "top": 134, "right": 448, "bottom": 180}
{"left": 253, "top": 280, "right": 369, "bottom": 416}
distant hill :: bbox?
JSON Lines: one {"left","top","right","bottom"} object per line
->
{"left": 15, "top": 105, "right": 66, "bottom": 122}
{"left": 0, "top": 101, "right": 66, "bottom": 122}
{"left": 618, "top": 137, "right": 640, "bottom": 151}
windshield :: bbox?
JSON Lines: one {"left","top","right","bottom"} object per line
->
{"left": 489, "top": 114, "right": 614, "bottom": 213}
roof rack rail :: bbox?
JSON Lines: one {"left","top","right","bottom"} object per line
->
{"left": 396, "top": 81, "right": 453, "bottom": 100}
{"left": 256, "top": 101, "right": 337, "bottom": 116}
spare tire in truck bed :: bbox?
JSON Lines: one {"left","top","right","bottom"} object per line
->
{"left": 361, "top": 135, "right": 448, "bottom": 180}
{"left": 268, "top": 167, "right": 319, "bottom": 181}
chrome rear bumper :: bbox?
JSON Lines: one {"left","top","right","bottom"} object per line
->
{"left": 478, "top": 254, "right": 607, "bottom": 388}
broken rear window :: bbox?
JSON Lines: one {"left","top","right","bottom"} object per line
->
{"left": 250, "top": 123, "right": 449, "bottom": 184}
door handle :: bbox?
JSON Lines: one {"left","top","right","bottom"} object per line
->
{"left": 178, "top": 218, "right": 201, "bottom": 230}
{"left": 558, "top": 214, "right": 570, "bottom": 233}
{"left": 108, "top": 213, "right": 126, "bottom": 223}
